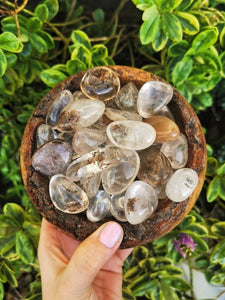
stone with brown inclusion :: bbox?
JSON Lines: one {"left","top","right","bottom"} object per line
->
{"left": 138, "top": 146, "right": 173, "bottom": 188}
{"left": 144, "top": 115, "right": 180, "bottom": 143}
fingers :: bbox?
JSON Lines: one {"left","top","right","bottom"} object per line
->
{"left": 62, "top": 221, "right": 124, "bottom": 297}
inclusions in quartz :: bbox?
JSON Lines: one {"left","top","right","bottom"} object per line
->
{"left": 31, "top": 66, "right": 198, "bottom": 225}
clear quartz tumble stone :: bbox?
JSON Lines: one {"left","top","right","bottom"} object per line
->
{"left": 160, "top": 133, "right": 188, "bottom": 169}
{"left": 49, "top": 174, "right": 89, "bottom": 213}
{"left": 110, "top": 193, "right": 127, "bottom": 222}
{"left": 114, "top": 82, "right": 138, "bottom": 111}
{"left": 165, "top": 168, "right": 199, "bottom": 202}
{"left": 125, "top": 180, "right": 158, "bottom": 225}
{"left": 79, "top": 172, "right": 102, "bottom": 198}
{"left": 106, "top": 120, "right": 156, "bottom": 150}
{"left": 36, "top": 123, "right": 58, "bottom": 148}
{"left": 102, "top": 148, "right": 140, "bottom": 195}
{"left": 105, "top": 108, "right": 142, "bottom": 122}
{"left": 56, "top": 99, "right": 105, "bottom": 131}
{"left": 86, "top": 190, "right": 111, "bottom": 222}
{"left": 46, "top": 90, "right": 73, "bottom": 126}
{"left": 32, "top": 140, "right": 72, "bottom": 177}
{"left": 137, "top": 81, "right": 173, "bottom": 118}
{"left": 80, "top": 66, "right": 120, "bottom": 101}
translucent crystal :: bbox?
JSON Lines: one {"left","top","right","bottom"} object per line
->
{"left": 49, "top": 174, "right": 89, "bottom": 213}
{"left": 160, "top": 134, "right": 188, "bottom": 169}
{"left": 102, "top": 149, "right": 140, "bottom": 195}
{"left": 105, "top": 108, "right": 142, "bottom": 122}
{"left": 137, "top": 81, "right": 173, "bottom": 118}
{"left": 86, "top": 190, "right": 111, "bottom": 222}
{"left": 72, "top": 128, "right": 106, "bottom": 155}
{"left": 72, "top": 90, "right": 86, "bottom": 100}
{"left": 89, "top": 116, "right": 107, "bottom": 132}
{"left": 144, "top": 115, "right": 180, "bottom": 143}
{"left": 79, "top": 172, "right": 102, "bottom": 198}
{"left": 110, "top": 193, "right": 127, "bottom": 222}
{"left": 57, "top": 130, "right": 75, "bottom": 144}
{"left": 36, "top": 124, "right": 58, "bottom": 148}
{"left": 114, "top": 82, "right": 138, "bottom": 110}
{"left": 46, "top": 90, "right": 73, "bottom": 126}
{"left": 80, "top": 66, "right": 120, "bottom": 101}
{"left": 56, "top": 99, "right": 105, "bottom": 131}
{"left": 106, "top": 120, "right": 156, "bottom": 150}
{"left": 124, "top": 181, "right": 158, "bottom": 225}
{"left": 156, "top": 105, "right": 175, "bottom": 121}
{"left": 155, "top": 185, "right": 167, "bottom": 199}
{"left": 138, "top": 147, "right": 173, "bottom": 188}
{"left": 66, "top": 146, "right": 119, "bottom": 182}
{"left": 32, "top": 140, "right": 72, "bottom": 176}
{"left": 165, "top": 168, "right": 199, "bottom": 202}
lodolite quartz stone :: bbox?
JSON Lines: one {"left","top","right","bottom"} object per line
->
{"left": 79, "top": 172, "right": 102, "bottom": 198}
{"left": 104, "top": 108, "right": 142, "bottom": 122}
{"left": 80, "top": 66, "right": 120, "bottom": 101}
{"left": 124, "top": 180, "right": 158, "bottom": 225}
{"left": 165, "top": 168, "right": 199, "bottom": 202}
{"left": 86, "top": 190, "right": 111, "bottom": 222}
{"left": 49, "top": 174, "right": 89, "bottom": 213}
{"left": 110, "top": 193, "right": 127, "bottom": 222}
{"left": 106, "top": 120, "right": 156, "bottom": 150}
{"left": 31, "top": 140, "right": 72, "bottom": 177}
{"left": 36, "top": 123, "right": 58, "bottom": 148}
{"left": 113, "top": 82, "right": 138, "bottom": 111}
{"left": 137, "top": 81, "right": 173, "bottom": 118}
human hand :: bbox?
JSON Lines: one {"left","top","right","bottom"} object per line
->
{"left": 38, "top": 218, "right": 133, "bottom": 300}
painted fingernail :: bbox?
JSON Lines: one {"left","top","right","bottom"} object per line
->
{"left": 100, "top": 222, "right": 123, "bottom": 248}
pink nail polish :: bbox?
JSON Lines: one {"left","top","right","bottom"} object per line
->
{"left": 100, "top": 222, "right": 123, "bottom": 248}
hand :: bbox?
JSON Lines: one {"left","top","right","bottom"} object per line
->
{"left": 38, "top": 218, "right": 133, "bottom": 300}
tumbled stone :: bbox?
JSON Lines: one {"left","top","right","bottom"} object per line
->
{"left": 160, "top": 133, "right": 188, "bottom": 169}
{"left": 114, "top": 82, "right": 138, "bottom": 110}
{"left": 72, "top": 90, "right": 86, "bottom": 100}
{"left": 79, "top": 172, "right": 102, "bottom": 198}
{"left": 144, "top": 115, "right": 180, "bottom": 143}
{"left": 155, "top": 185, "right": 167, "bottom": 199}
{"left": 32, "top": 140, "right": 72, "bottom": 176}
{"left": 102, "top": 149, "right": 140, "bottom": 195}
{"left": 86, "top": 190, "right": 111, "bottom": 222}
{"left": 56, "top": 99, "right": 105, "bottom": 131}
{"left": 89, "top": 116, "right": 108, "bottom": 132}
{"left": 110, "top": 193, "right": 127, "bottom": 222}
{"left": 49, "top": 174, "right": 89, "bottom": 213}
{"left": 72, "top": 128, "right": 106, "bottom": 155}
{"left": 36, "top": 124, "right": 58, "bottom": 148}
{"left": 156, "top": 105, "right": 175, "bottom": 121}
{"left": 106, "top": 120, "right": 156, "bottom": 150}
{"left": 165, "top": 168, "right": 198, "bottom": 202}
{"left": 125, "top": 180, "right": 158, "bottom": 225}
{"left": 138, "top": 146, "right": 173, "bottom": 188}
{"left": 80, "top": 66, "right": 120, "bottom": 101}
{"left": 137, "top": 81, "right": 173, "bottom": 118}
{"left": 105, "top": 108, "right": 142, "bottom": 122}
{"left": 46, "top": 90, "right": 73, "bottom": 126}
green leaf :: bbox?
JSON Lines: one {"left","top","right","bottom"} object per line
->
{"left": 5, "top": 52, "right": 17, "bottom": 68}
{"left": 220, "top": 51, "right": 225, "bottom": 77}
{"left": 41, "top": 69, "right": 67, "bottom": 87}
{"left": 191, "top": 29, "right": 219, "bottom": 53}
{"left": 160, "top": 266, "right": 183, "bottom": 276}
{"left": 129, "top": 274, "right": 158, "bottom": 296}
{"left": 220, "top": 26, "right": 225, "bottom": 48}
{"left": 2, "top": 23, "right": 29, "bottom": 42}
{"left": 71, "top": 45, "right": 92, "bottom": 67}
{"left": 0, "top": 49, "right": 7, "bottom": 76}
{"left": 162, "top": 12, "right": 183, "bottom": 41}
{"left": 133, "top": 246, "right": 149, "bottom": 260}
{"left": 92, "top": 8, "right": 104, "bottom": 23}
{"left": 1, "top": 262, "right": 17, "bottom": 287}
{"left": 139, "top": 258, "right": 156, "bottom": 271}
{"left": 157, "top": 0, "right": 182, "bottom": 12}
{"left": 219, "top": 177, "right": 225, "bottom": 200}
{"left": 217, "top": 162, "right": 225, "bottom": 176}
{"left": 0, "top": 215, "right": 19, "bottom": 238}
{"left": 194, "top": 93, "right": 213, "bottom": 110}
{"left": 153, "top": 231, "right": 179, "bottom": 247}
{"left": 175, "top": 11, "right": 199, "bottom": 35}
{"left": 195, "top": 255, "right": 209, "bottom": 269}
{"left": 211, "top": 273, "right": 225, "bottom": 285}
{"left": 71, "top": 30, "right": 91, "bottom": 50}
{"left": 29, "top": 32, "right": 48, "bottom": 53}
{"left": 0, "top": 281, "right": 4, "bottom": 300}
{"left": 180, "top": 215, "right": 196, "bottom": 227}
{"left": 211, "top": 239, "right": 225, "bottom": 264}
{"left": 27, "top": 17, "right": 43, "bottom": 32}
{"left": 142, "top": 4, "right": 157, "bottom": 21}
{"left": 37, "top": 30, "right": 55, "bottom": 49}
{"left": 172, "top": 56, "right": 193, "bottom": 86}
{"left": 123, "top": 265, "right": 143, "bottom": 282}
{"left": 207, "top": 157, "right": 218, "bottom": 176}
{"left": 207, "top": 176, "right": 220, "bottom": 202}
{"left": 161, "top": 281, "right": 179, "bottom": 300}
{"left": 184, "top": 232, "right": 209, "bottom": 252}
{"left": 140, "top": 14, "right": 160, "bottom": 45}
{"left": 122, "top": 288, "right": 136, "bottom": 300}
{"left": 161, "top": 276, "right": 191, "bottom": 291}
{"left": 43, "top": 0, "right": 59, "bottom": 21}
{"left": 66, "top": 59, "right": 87, "bottom": 75}
{"left": 0, "top": 32, "right": 20, "bottom": 52}
{"left": 16, "top": 230, "right": 35, "bottom": 264}
{"left": 183, "top": 223, "right": 208, "bottom": 235}
{"left": 0, "top": 235, "right": 16, "bottom": 256}
{"left": 92, "top": 44, "right": 108, "bottom": 61}
{"left": 211, "top": 222, "right": 225, "bottom": 238}
{"left": 176, "top": 0, "right": 195, "bottom": 11}
{"left": 168, "top": 40, "right": 189, "bottom": 57}
{"left": 152, "top": 21, "right": 168, "bottom": 52}
{"left": 3, "top": 203, "right": 25, "bottom": 225}
{"left": 34, "top": 4, "right": 49, "bottom": 22}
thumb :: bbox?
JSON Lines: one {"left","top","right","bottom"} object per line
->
{"left": 62, "top": 221, "right": 123, "bottom": 296}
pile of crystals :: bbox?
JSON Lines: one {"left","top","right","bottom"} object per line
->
{"left": 31, "top": 66, "right": 199, "bottom": 225}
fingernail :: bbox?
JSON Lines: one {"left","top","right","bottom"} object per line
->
{"left": 100, "top": 222, "right": 123, "bottom": 248}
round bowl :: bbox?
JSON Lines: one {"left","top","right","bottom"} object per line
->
{"left": 20, "top": 66, "right": 207, "bottom": 248}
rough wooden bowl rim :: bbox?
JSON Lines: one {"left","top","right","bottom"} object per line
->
{"left": 20, "top": 65, "right": 207, "bottom": 249}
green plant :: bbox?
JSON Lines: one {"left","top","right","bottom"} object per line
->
{"left": 0, "top": 0, "right": 225, "bottom": 299}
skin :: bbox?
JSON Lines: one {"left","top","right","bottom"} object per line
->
{"left": 38, "top": 219, "right": 133, "bottom": 300}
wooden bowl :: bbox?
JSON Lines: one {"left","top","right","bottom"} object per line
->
{"left": 20, "top": 66, "right": 207, "bottom": 248}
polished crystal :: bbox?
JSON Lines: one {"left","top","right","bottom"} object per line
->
{"left": 79, "top": 172, "right": 102, "bottom": 198}
{"left": 105, "top": 108, "right": 142, "bottom": 122}
{"left": 36, "top": 124, "right": 58, "bottom": 148}
{"left": 114, "top": 82, "right": 138, "bottom": 110}
{"left": 110, "top": 193, "right": 127, "bottom": 222}
{"left": 86, "top": 190, "right": 111, "bottom": 222}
